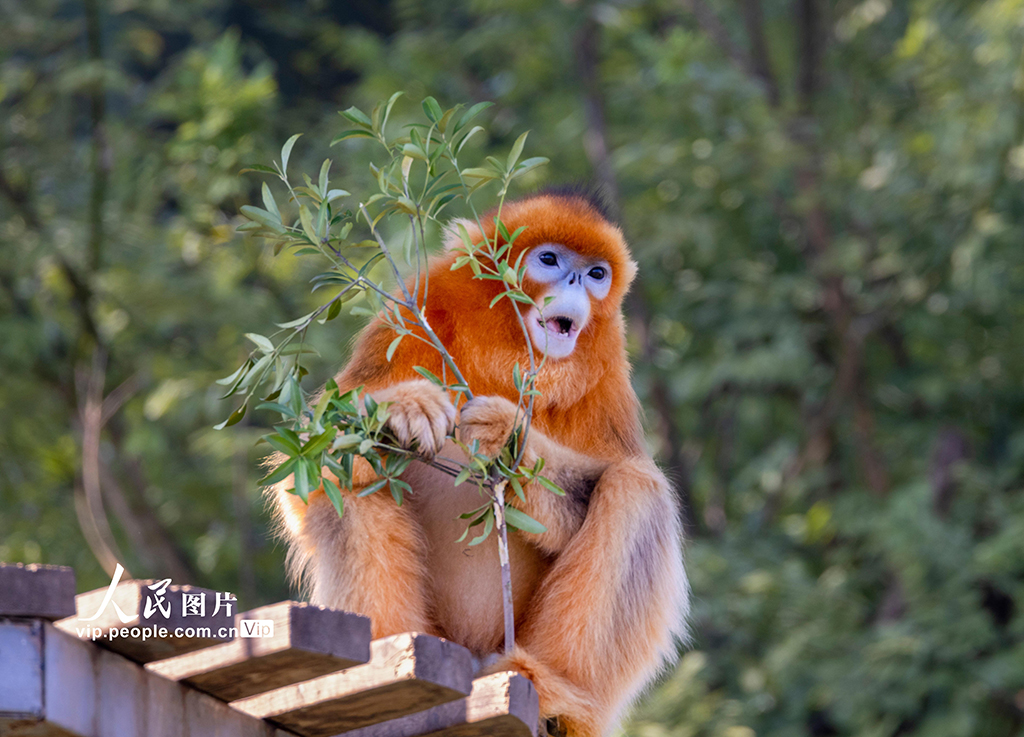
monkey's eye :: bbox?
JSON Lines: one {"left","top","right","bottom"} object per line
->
{"left": 588, "top": 266, "right": 607, "bottom": 281}
{"left": 539, "top": 252, "right": 558, "bottom": 266}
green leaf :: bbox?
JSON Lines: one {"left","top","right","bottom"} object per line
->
{"left": 322, "top": 298, "right": 343, "bottom": 322}
{"left": 261, "top": 183, "right": 281, "bottom": 222}
{"left": 456, "top": 126, "right": 484, "bottom": 154}
{"left": 341, "top": 107, "right": 372, "bottom": 128}
{"left": 275, "top": 311, "right": 316, "bottom": 329}
{"left": 357, "top": 478, "right": 388, "bottom": 497}
{"left": 262, "top": 432, "right": 302, "bottom": 456}
{"left": 255, "top": 402, "right": 298, "bottom": 420}
{"left": 507, "top": 131, "right": 528, "bottom": 171}
{"left": 245, "top": 333, "right": 275, "bottom": 354}
{"left": 281, "top": 133, "right": 302, "bottom": 176}
{"left": 412, "top": 366, "right": 443, "bottom": 386}
{"left": 510, "top": 476, "right": 526, "bottom": 502}
{"left": 457, "top": 101, "right": 493, "bottom": 132}
{"left": 302, "top": 428, "right": 338, "bottom": 457}
{"left": 512, "top": 157, "right": 549, "bottom": 179}
{"left": 316, "top": 202, "right": 329, "bottom": 241}
{"left": 538, "top": 475, "right": 566, "bottom": 496}
{"left": 382, "top": 91, "right": 404, "bottom": 133}
{"left": 280, "top": 343, "right": 321, "bottom": 357}
{"left": 259, "top": 456, "right": 297, "bottom": 486}
{"left": 216, "top": 360, "right": 251, "bottom": 387}
{"left": 504, "top": 505, "right": 547, "bottom": 534}
{"left": 240, "top": 164, "right": 278, "bottom": 175}
{"left": 214, "top": 402, "right": 247, "bottom": 430}
{"left": 240, "top": 206, "right": 287, "bottom": 234}
{"left": 299, "top": 204, "right": 317, "bottom": 243}
{"left": 331, "top": 130, "right": 376, "bottom": 145}
{"left": 286, "top": 375, "right": 304, "bottom": 420}
{"left": 437, "top": 107, "right": 456, "bottom": 134}
{"left": 462, "top": 167, "right": 498, "bottom": 181}
{"left": 422, "top": 96, "right": 443, "bottom": 123}
{"left": 402, "top": 143, "right": 428, "bottom": 162}
{"left": 293, "top": 458, "right": 311, "bottom": 502}
{"left": 332, "top": 434, "right": 363, "bottom": 450}
{"left": 318, "top": 159, "right": 331, "bottom": 196}
{"left": 386, "top": 335, "right": 403, "bottom": 362}
{"left": 323, "top": 477, "right": 344, "bottom": 517}
{"left": 509, "top": 226, "right": 528, "bottom": 246}
{"left": 326, "top": 189, "right": 350, "bottom": 203}
{"left": 389, "top": 478, "right": 409, "bottom": 505}
{"left": 470, "top": 509, "right": 494, "bottom": 546}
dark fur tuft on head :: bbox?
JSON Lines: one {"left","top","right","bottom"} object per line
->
{"left": 537, "top": 182, "right": 617, "bottom": 225}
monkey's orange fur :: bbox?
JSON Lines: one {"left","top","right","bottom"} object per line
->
{"left": 272, "top": 192, "right": 689, "bottom": 737}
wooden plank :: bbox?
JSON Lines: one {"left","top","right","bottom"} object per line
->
{"left": 0, "top": 563, "right": 76, "bottom": 620}
{"left": 341, "top": 672, "right": 539, "bottom": 737}
{"left": 0, "top": 619, "right": 44, "bottom": 731}
{"left": 146, "top": 602, "right": 371, "bottom": 701}
{"left": 54, "top": 579, "right": 234, "bottom": 663}
{"left": 230, "top": 632, "right": 474, "bottom": 737}
{"left": 0, "top": 619, "right": 296, "bottom": 737}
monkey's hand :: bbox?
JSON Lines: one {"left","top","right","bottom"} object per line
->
{"left": 457, "top": 396, "right": 533, "bottom": 462}
{"left": 372, "top": 380, "right": 456, "bottom": 458}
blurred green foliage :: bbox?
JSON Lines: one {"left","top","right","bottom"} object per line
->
{"left": 2, "top": 0, "right": 1023, "bottom": 734}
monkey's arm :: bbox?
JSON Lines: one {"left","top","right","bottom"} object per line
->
{"left": 458, "top": 395, "right": 611, "bottom": 554}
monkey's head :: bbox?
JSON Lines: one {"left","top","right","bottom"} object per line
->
{"left": 446, "top": 189, "right": 637, "bottom": 361}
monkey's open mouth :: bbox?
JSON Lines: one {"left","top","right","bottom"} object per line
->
{"left": 527, "top": 307, "right": 584, "bottom": 359}
{"left": 539, "top": 316, "right": 576, "bottom": 338}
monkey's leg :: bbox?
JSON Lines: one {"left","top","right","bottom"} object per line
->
{"left": 295, "top": 484, "right": 438, "bottom": 639}
{"left": 490, "top": 458, "right": 689, "bottom": 737}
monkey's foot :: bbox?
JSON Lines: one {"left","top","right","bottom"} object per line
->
{"left": 485, "top": 647, "right": 603, "bottom": 737}
{"left": 373, "top": 380, "right": 456, "bottom": 458}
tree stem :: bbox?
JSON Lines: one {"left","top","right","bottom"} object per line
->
{"left": 492, "top": 481, "right": 515, "bottom": 654}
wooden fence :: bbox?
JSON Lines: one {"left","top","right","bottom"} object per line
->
{"left": 0, "top": 562, "right": 538, "bottom": 737}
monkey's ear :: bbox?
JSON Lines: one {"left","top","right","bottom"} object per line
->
{"left": 622, "top": 257, "right": 639, "bottom": 290}
{"left": 442, "top": 218, "right": 484, "bottom": 252}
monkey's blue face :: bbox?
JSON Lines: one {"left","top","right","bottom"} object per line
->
{"left": 523, "top": 243, "right": 612, "bottom": 359}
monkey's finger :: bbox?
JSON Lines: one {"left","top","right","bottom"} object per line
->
{"left": 426, "top": 399, "right": 454, "bottom": 454}
{"left": 386, "top": 406, "right": 415, "bottom": 448}
{"left": 397, "top": 400, "right": 428, "bottom": 454}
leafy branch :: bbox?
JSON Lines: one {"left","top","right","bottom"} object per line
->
{"left": 218, "top": 94, "right": 562, "bottom": 652}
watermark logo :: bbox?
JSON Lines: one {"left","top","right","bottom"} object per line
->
{"left": 144, "top": 577, "right": 172, "bottom": 619}
{"left": 80, "top": 563, "right": 136, "bottom": 623}
{"left": 240, "top": 619, "right": 274, "bottom": 638}
{"left": 74, "top": 566, "right": 259, "bottom": 641}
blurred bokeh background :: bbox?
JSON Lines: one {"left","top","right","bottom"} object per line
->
{"left": 3, "top": 0, "right": 1024, "bottom": 734}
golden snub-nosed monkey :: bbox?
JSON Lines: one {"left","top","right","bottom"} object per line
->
{"left": 270, "top": 189, "right": 689, "bottom": 737}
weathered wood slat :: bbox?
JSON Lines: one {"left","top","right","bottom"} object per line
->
{"left": 54, "top": 579, "right": 235, "bottom": 663}
{"left": 0, "top": 619, "right": 295, "bottom": 737}
{"left": 146, "top": 602, "right": 372, "bottom": 701}
{"left": 340, "top": 671, "right": 539, "bottom": 737}
{"left": 0, "top": 563, "right": 76, "bottom": 620}
{"left": 230, "top": 632, "right": 474, "bottom": 737}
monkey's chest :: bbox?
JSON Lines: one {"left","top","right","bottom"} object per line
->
{"left": 402, "top": 447, "right": 550, "bottom": 656}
